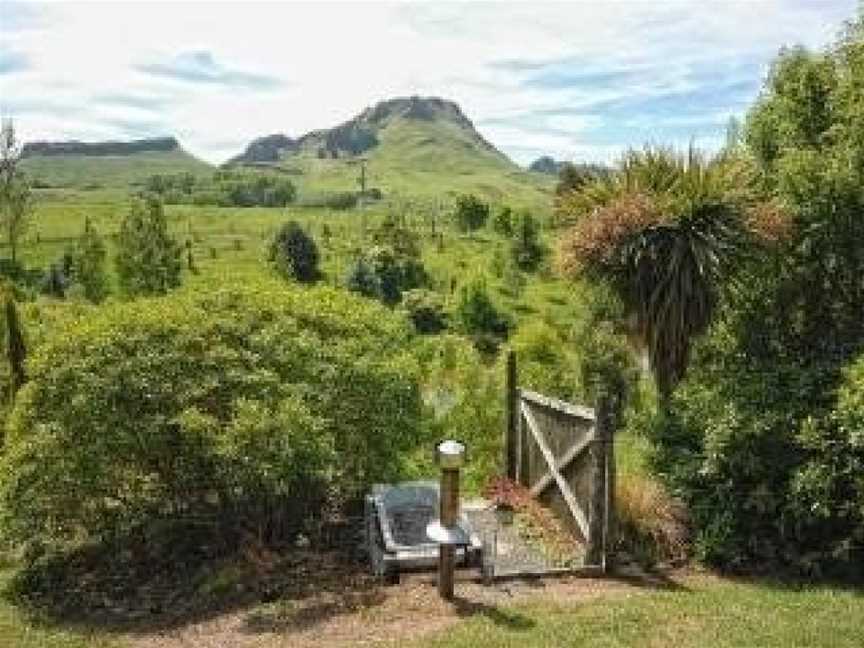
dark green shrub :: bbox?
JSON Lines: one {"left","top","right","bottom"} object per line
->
{"left": 269, "top": 221, "right": 320, "bottom": 282}
{"left": 367, "top": 245, "right": 403, "bottom": 304}
{"left": 511, "top": 210, "right": 545, "bottom": 271}
{"left": 2, "top": 285, "right": 26, "bottom": 400}
{"left": 454, "top": 278, "right": 509, "bottom": 348}
{"left": 346, "top": 235, "right": 427, "bottom": 306}
{"left": 0, "top": 280, "right": 423, "bottom": 559}
{"left": 39, "top": 264, "right": 66, "bottom": 299}
{"left": 344, "top": 256, "right": 380, "bottom": 298}
{"left": 401, "top": 288, "right": 446, "bottom": 334}
{"left": 492, "top": 206, "right": 514, "bottom": 236}
{"left": 363, "top": 187, "right": 383, "bottom": 200}
{"left": 790, "top": 357, "right": 864, "bottom": 577}
{"left": 453, "top": 194, "right": 489, "bottom": 234}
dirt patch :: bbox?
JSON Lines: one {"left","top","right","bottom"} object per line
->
{"left": 127, "top": 565, "right": 702, "bottom": 648}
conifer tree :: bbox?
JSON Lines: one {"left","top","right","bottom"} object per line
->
{"left": 74, "top": 217, "right": 109, "bottom": 303}
{"left": 115, "top": 198, "right": 182, "bottom": 297}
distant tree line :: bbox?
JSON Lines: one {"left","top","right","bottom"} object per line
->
{"left": 144, "top": 170, "right": 296, "bottom": 207}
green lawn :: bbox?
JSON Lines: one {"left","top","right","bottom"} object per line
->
{"left": 420, "top": 576, "right": 864, "bottom": 648}
{"left": 1, "top": 571, "right": 861, "bottom": 647}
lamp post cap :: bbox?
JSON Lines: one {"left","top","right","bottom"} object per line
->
{"left": 436, "top": 440, "right": 466, "bottom": 469}
{"left": 437, "top": 440, "right": 465, "bottom": 455}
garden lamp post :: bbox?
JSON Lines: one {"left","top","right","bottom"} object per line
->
{"left": 426, "top": 439, "right": 467, "bottom": 601}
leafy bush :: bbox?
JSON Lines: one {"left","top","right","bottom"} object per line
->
{"left": 400, "top": 288, "right": 446, "bottom": 334}
{"left": 0, "top": 280, "right": 423, "bottom": 559}
{"left": 415, "top": 335, "right": 503, "bottom": 492}
{"left": 345, "top": 223, "right": 427, "bottom": 305}
{"left": 344, "top": 256, "right": 380, "bottom": 298}
{"left": 648, "top": 16, "right": 864, "bottom": 577}
{"left": 510, "top": 322, "right": 576, "bottom": 400}
{"left": 790, "top": 357, "right": 864, "bottom": 575}
{"left": 511, "top": 209, "right": 545, "bottom": 271}
{"left": 453, "top": 194, "right": 489, "bottom": 234}
{"left": 454, "top": 277, "right": 509, "bottom": 346}
{"left": 269, "top": 221, "right": 320, "bottom": 282}
{"left": 492, "top": 206, "right": 514, "bottom": 236}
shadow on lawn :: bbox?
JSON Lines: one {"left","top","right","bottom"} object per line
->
{"left": 451, "top": 595, "right": 535, "bottom": 630}
{"left": 722, "top": 572, "right": 864, "bottom": 597}
{"left": 605, "top": 564, "right": 693, "bottom": 592}
{"left": 4, "top": 520, "right": 388, "bottom": 637}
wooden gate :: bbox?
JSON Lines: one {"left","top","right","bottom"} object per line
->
{"left": 503, "top": 352, "right": 617, "bottom": 571}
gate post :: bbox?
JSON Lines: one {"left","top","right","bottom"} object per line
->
{"left": 586, "top": 395, "right": 615, "bottom": 569}
{"left": 504, "top": 351, "right": 518, "bottom": 480}
{"left": 602, "top": 396, "right": 617, "bottom": 573}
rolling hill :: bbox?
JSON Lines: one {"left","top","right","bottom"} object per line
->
{"left": 19, "top": 98, "right": 554, "bottom": 206}
{"left": 20, "top": 137, "right": 213, "bottom": 189}
{"left": 228, "top": 96, "right": 554, "bottom": 207}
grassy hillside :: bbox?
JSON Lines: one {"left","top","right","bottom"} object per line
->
{"left": 229, "top": 97, "right": 554, "bottom": 209}
{"left": 282, "top": 117, "right": 552, "bottom": 208}
{"left": 20, "top": 150, "right": 213, "bottom": 190}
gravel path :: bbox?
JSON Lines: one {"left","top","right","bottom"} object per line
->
{"left": 465, "top": 502, "right": 585, "bottom": 578}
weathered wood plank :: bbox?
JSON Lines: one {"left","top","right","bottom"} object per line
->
{"left": 529, "top": 433, "right": 593, "bottom": 498}
{"left": 520, "top": 402, "right": 590, "bottom": 539}
{"left": 519, "top": 389, "right": 596, "bottom": 421}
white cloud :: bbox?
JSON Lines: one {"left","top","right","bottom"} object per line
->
{"left": 0, "top": 0, "right": 857, "bottom": 164}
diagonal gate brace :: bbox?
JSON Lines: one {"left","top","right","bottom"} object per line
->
{"left": 520, "top": 401, "right": 591, "bottom": 540}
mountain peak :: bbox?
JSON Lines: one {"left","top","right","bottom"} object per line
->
{"left": 359, "top": 96, "right": 473, "bottom": 128}
{"left": 529, "top": 156, "right": 564, "bottom": 174}
{"left": 229, "top": 95, "right": 501, "bottom": 166}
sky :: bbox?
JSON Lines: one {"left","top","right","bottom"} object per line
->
{"left": 0, "top": 0, "right": 859, "bottom": 166}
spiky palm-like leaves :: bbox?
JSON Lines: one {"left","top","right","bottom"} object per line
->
{"left": 558, "top": 146, "right": 772, "bottom": 400}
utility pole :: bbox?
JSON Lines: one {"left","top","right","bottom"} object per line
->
{"left": 352, "top": 157, "right": 369, "bottom": 210}
{"left": 357, "top": 158, "right": 368, "bottom": 195}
